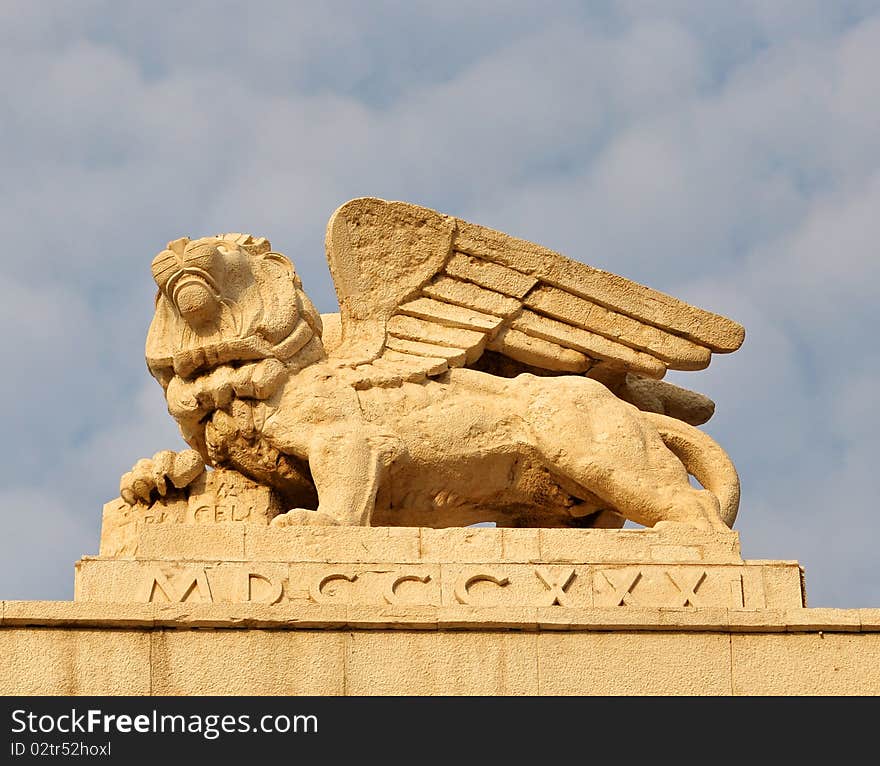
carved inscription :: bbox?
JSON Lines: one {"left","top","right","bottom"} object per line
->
{"left": 592, "top": 567, "right": 729, "bottom": 608}
{"left": 666, "top": 570, "right": 707, "bottom": 607}
{"left": 239, "top": 571, "right": 284, "bottom": 605}
{"left": 384, "top": 573, "right": 432, "bottom": 605}
{"left": 598, "top": 569, "right": 642, "bottom": 606}
{"left": 122, "top": 562, "right": 754, "bottom": 608}
{"left": 731, "top": 574, "right": 745, "bottom": 608}
{"left": 186, "top": 470, "right": 281, "bottom": 524}
{"left": 140, "top": 567, "right": 213, "bottom": 603}
{"left": 454, "top": 572, "right": 510, "bottom": 605}
{"left": 534, "top": 567, "right": 577, "bottom": 607}
{"left": 309, "top": 573, "right": 358, "bottom": 604}
{"left": 138, "top": 566, "right": 288, "bottom": 604}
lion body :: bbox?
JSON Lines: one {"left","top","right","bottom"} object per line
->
{"left": 200, "top": 362, "right": 727, "bottom": 530}
{"left": 142, "top": 234, "right": 737, "bottom": 531}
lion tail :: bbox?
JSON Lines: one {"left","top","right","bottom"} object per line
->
{"left": 643, "top": 412, "right": 741, "bottom": 528}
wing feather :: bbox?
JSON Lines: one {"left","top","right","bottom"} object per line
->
{"left": 524, "top": 286, "right": 712, "bottom": 370}
{"left": 324, "top": 198, "right": 744, "bottom": 392}
{"left": 454, "top": 220, "right": 744, "bottom": 353}
{"left": 487, "top": 327, "right": 592, "bottom": 373}
{"left": 443, "top": 252, "right": 538, "bottom": 298}
{"left": 397, "top": 297, "right": 505, "bottom": 333}
{"left": 422, "top": 275, "right": 521, "bottom": 317}
{"left": 511, "top": 309, "right": 667, "bottom": 378}
{"left": 383, "top": 350, "right": 449, "bottom": 376}
{"left": 384, "top": 335, "right": 468, "bottom": 365}
{"left": 386, "top": 315, "right": 487, "bottom": 362}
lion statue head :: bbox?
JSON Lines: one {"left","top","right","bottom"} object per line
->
{"left": 145, "top": 233, "right": 325, "bottom": 388}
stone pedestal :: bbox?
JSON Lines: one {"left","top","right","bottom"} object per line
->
{"left": 4, "top": 523, "right": 880, "bottom": 695}
{"left": 74, "top": 524, "right": 804, "bottom": 612}
{"left": 99, "top": 469, "right": 283, "bottom": 557}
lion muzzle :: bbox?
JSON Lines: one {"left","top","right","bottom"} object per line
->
{"left": 172, "top": 274, "right": 221, "bottom": 325}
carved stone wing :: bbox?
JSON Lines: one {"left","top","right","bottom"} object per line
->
{"left": 324, "top": 197, "right": 744, "bottom": 390}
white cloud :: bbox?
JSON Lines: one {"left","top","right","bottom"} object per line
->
{"left": 0, "top": 2, "right": 878, "bottom": 606}
{"left": 0, "top": 488, "right": 96, "bottom": 600}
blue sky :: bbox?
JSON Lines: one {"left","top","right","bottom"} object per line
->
{"left": 1, "top": 1, "right": 879, "bottom": 607}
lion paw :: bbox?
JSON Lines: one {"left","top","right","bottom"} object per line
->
{"left": 119, "top": 449, "right": 205, "bottom": 505}
{"left": 270, "top": 509, "right": 341, "bottom": 528}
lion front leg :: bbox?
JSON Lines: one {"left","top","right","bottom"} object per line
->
{"left": 271, "top": 425, "right": 400, "bottom": 528}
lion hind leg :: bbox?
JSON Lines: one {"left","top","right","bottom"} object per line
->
{"left": 527, "top": 378, "right": 727, "bottom": 532}
{"left": 555, "top": 459, "right": 726, "bottom": 532}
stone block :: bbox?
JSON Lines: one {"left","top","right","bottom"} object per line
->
{"left": 437, "top": 605, "right": 539, "bottom": 630}
{"left": 345, "top": 605, "right": 440, "bottom": 629}
{"left": 243, "top": 525, "right": 421, "bottom": 563}
{"left": 75, "top": 559, "right": 155, "bottom": 603}
{"left": 538, "top": 527, "right": 741, "bottom": 564}
{"left": 537, "top": 632, "right": 732, "bottom": 695}
{"left": 3, "top": 600, "right": 154, "bottom": 628}
{"left": 727, "top": 609, "right": 788, "bottom": 633}
{"left": 420, "top": 527, "right": 504, "bottom": 562}
{"left": 731, "top": 633, "right": 880, "bottom": 695}
{"left": 345, "top": 631, "right": 539, "bottom": 695}
{"left": 150, "top": 629, "right": 345, "bottom": 695}
{"left": 501, "top": 528, "right": 541, "bottom": 561}
{"left": 1, "top": 628, "right": 151, "bottom": 695}
{"left": 757, "top": 562, "right": 806, "bottom": 608}
{"left": 783, "top": 608, "right": 861, "bottom": 632}
{"left": 859, "top": 609, "right": 880, "bottom": 630}
{"left": 539, "top": 528, "right": 645, "bottom": 562}
{"left": 137, "top": 523, "right": 247, "bottom": 560}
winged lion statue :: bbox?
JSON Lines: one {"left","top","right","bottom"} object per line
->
{"left": 120, "top": 197, "right": 745, "bottom": 532}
